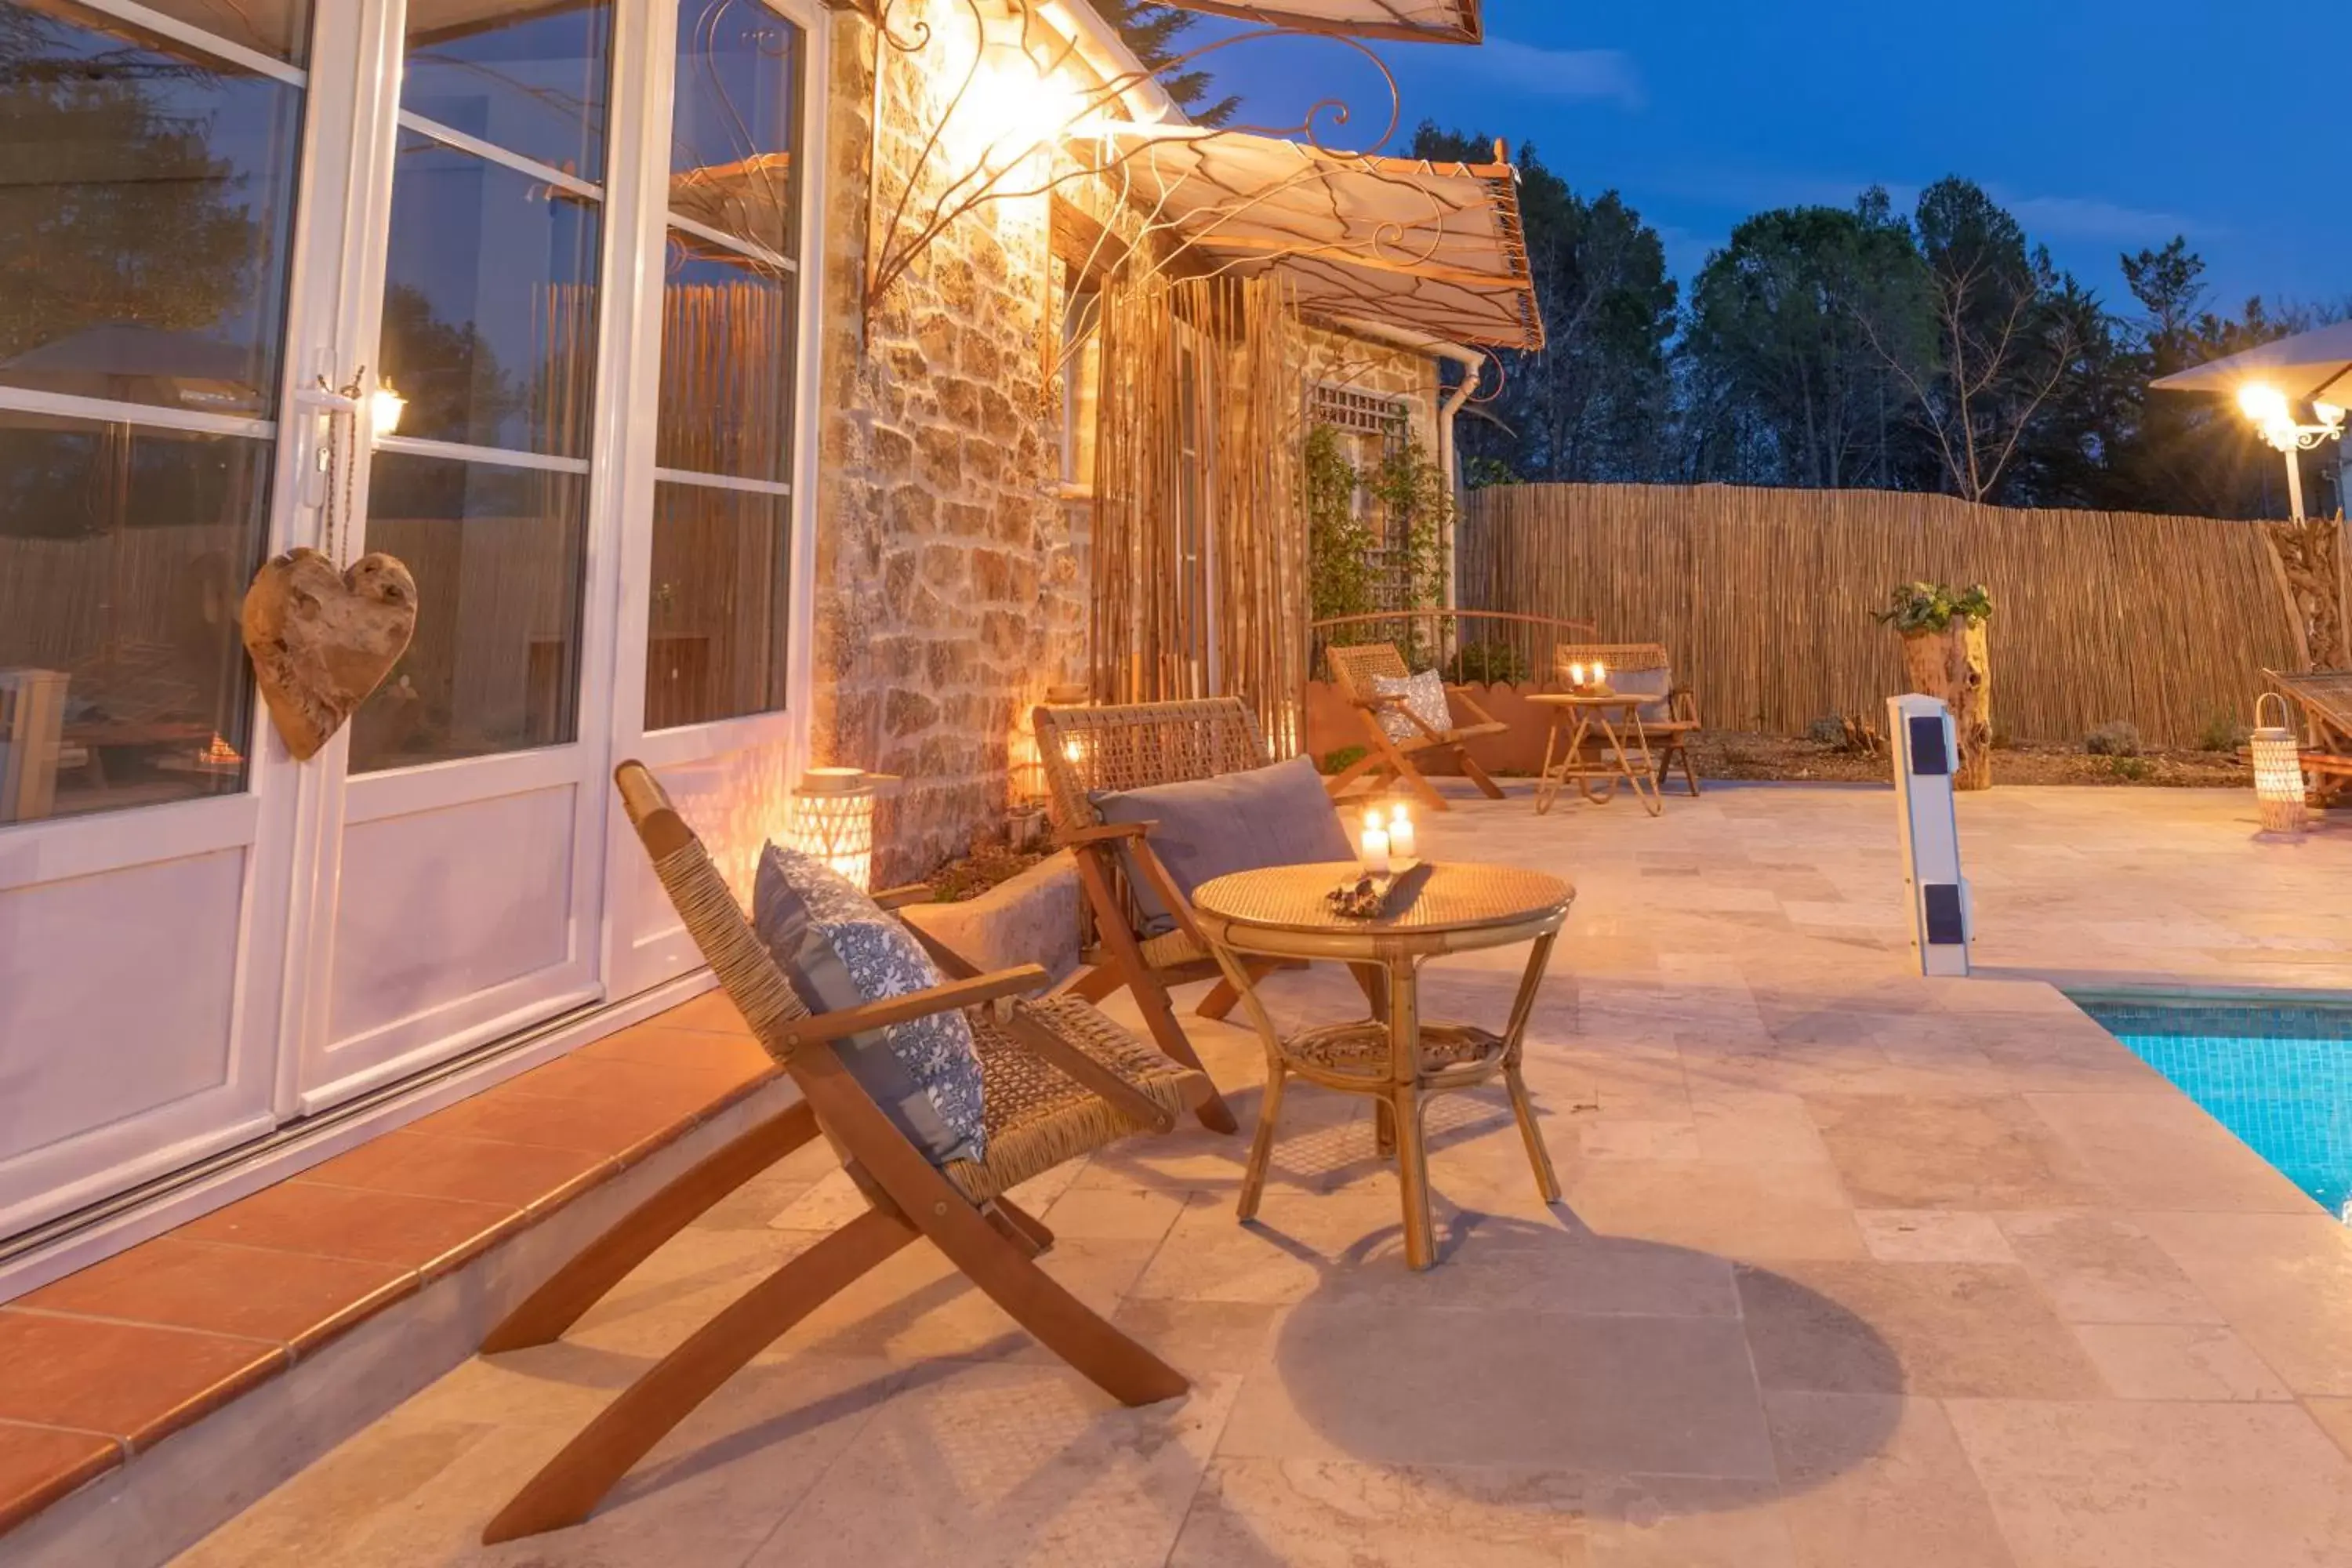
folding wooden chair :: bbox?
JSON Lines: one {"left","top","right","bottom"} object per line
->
{"left": 1554, "top": 642, "right": 1704, "bottom": 798}
{"left": 1034, "top": 697, "right": 1323, "bottom": 1137}
{"left": 1323, "top": 641, "right": 1508, "bottom": 811}
{"left": 477, "top": 761, "right": 1207, "bottom": 1543}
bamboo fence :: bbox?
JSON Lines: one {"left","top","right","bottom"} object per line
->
{"left": 1092, "top": 270, "right": 1307, "bottom": 752}
{"left": 1459, "top": 482, "right": 2312, "bottom": 747}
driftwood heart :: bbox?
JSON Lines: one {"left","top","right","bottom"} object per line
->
{"left": 241, "top": 547, "right": 418, "bottom": 761}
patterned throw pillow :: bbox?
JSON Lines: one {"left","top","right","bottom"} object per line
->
{"left": 1370, "top": 669, "right": 1454, "bottom": 744}
{"left": 753, "top": 842, "right": 986, "bottom": 1165}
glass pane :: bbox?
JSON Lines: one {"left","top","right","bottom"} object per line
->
{"left": 379, "top": 132, "right": 601, "bottom": 456}
{"left": 669, "top": 0, "right": 800, "bottom": 256}
{"left": 401, "top": 0, "right": 611, "bottom": 181}
{"left": 350, "top": 452, "right": 586, "bottom": 771}
{"left": 655, "top": 238, "right": 792, "bottom": 482}
{"left": 644, "top": 481, "right": 788, "bottom": 730}
{"left": 0, "top": 411, "right": 271, "bottom": 824}
{"left": 136, "top": 0, "right": 310, "bottom": 62}
{"left": 0, "top": 0, "right": 306, "bottom": 419}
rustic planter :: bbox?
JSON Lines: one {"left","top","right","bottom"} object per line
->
{"left": 1901, "top": 619, "right": 1993, "bottom": 789}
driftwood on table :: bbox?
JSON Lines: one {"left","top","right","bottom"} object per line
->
{"left": 240, "top": 547, "right": 417, "bottom": 761}
{"left": 1901, "top": 621, "right": 1992, "bottom": 789}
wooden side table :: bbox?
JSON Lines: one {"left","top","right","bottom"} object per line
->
{"left": 1529, "top": 692, "right": 1663, "bottom": 817}
{"left": 1191, "top": 862, "right": 1574, "bottom": 1271}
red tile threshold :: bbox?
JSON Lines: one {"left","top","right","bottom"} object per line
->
{"left": 0, "top": 996, "right": 777, "bottom": 1538}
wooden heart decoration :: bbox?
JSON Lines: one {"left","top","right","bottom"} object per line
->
{"left": 241, "top": 547, "right": 419, "bottom": 761}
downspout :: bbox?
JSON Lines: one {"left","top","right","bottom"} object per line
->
{"left": 1331, "top": 316, "right": 1483, "bottom": 612}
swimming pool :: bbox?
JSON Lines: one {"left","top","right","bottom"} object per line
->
{"left": 2074, "top": 996, "right": 2352, "bottom": 1222}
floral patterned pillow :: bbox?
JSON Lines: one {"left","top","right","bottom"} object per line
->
{"left": 753, "top": 842, "right": 985, "bottom": 1165}
{"left": 1370, "top": 669, "right": 1454, "bottom": 744}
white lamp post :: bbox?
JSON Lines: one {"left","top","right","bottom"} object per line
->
{"left": 2237, "top": 384, "right": 2347, "bottom": 520}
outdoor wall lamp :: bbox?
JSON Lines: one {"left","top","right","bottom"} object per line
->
{"left": 2238, "top": 383, "right": 2346, "bottom": 520}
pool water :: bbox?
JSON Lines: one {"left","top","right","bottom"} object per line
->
{"left": 2075, "top": 997, "right": 2352, "bottom": 1222}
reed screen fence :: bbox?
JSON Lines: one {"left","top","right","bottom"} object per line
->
{"left": 1457, "top": 482, "right": 2318, "bottom": 747}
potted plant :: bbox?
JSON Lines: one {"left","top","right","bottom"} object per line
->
{"left": 1875, "top": 582, "right": 1994, "bottom": 789}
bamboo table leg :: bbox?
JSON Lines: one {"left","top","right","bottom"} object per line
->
{"left": 1385, "top": 956, "right": 1437, "bottom": 1270}
{"left": 1498, "top": 931, "right": 1563, "bottom": 1203}
{"left": 1534, "top": 710, "right": 1566, "bottom": 815}
{"left": 1616, "top": 713, "right": 1664, "bottom": 818}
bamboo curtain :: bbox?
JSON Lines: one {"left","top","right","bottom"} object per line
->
{"left": 1091, "top": 272, "right": 1308, "bottom": 753}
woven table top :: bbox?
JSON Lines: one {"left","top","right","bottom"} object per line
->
{"left": 1526, "top": 691, "right": 1645, "bottom": 709}
{"left": 1192, "top": 862, "right": 1573, "bottom": 936}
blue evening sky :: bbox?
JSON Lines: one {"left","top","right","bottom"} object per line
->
{"left": 1200, "top": 0, "right": 2345, "bottom": 316}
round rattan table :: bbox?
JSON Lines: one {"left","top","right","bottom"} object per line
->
{"left": 1190, "top": 861, "right": 1574, "bottom": 1271}
{"left": 1529, "top": 692, "right": 1662, "bottom": 816}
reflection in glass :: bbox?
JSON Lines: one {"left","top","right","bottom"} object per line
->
{"left": 378, "top": 133, "right": 601, "bottom": 457}
{"left": 656, "top": 240, "right": 792, "bottom": 482}
{"left": 0, "top": 412, "right": 270, "bottom": 823}
{"left": 401, "top": 0, "right": 612, "bottom": 181}
{"left": 0, "top": 0, "right": 305, "bottom": 419}
{"left": 644, "top": 482, "right": 789, "bottom": 730}
{"left": 350, "top": 453, "right": 586, "bottom": 772}
{"left": 136, "top": 0, "right": 311, "bottom": 63}
{"left": 669, "top": 0, "right": 800, "bottom": 256}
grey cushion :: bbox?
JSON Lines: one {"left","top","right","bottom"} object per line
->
{"left": 753, "top": 842, "right": 985, "bottom": 1165}
{"left": 1092, "top": 755, "right": 1354, "bottom": 938}
{"left": 1606, "top": 666, "right": 1674, "bottom": 724}
{"left": 1370, "top": 669, "right": 1454, "bottom": 743}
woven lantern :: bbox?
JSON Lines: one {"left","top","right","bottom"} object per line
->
{"left": 788, "top": 767, "right": 893, "bottom": 890}
{"left": 2250, "top": 692, "right": 2307, "bottom": 834}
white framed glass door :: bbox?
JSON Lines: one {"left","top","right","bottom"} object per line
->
{"left": 294, "top": 0, "right": 623, "bottom": 1109}
{"left": 604, "top": 0, "right": 822, "bottom": 999}
{"left": 0, "top": 0, "right": 324, "bottom": 1234}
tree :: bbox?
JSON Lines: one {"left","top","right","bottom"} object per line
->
{"left": 1870, "top": 179, "right": 2085, "bottom": 504}
{"left": 1410, "top": 124, "right": 1678, "bottom": 485}
{"left": 1080, "top": 2, "right": 1237, "bottom": 126}
{"left": 1682, "top": 191, "right": 1933, "bottom": 488}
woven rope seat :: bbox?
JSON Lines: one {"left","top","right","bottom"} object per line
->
{"left": 1138, "top": 927, "right": 1210, "bottom": 971}
{"left": 944, "top": 998, "right": 1209, "bottom": 1203}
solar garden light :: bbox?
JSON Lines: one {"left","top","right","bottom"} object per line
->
{"left": 788, "top": 767, "right": 897, "bottom": 892}
{"left": 1889, "top": 693, "right": 1971, "bottom": 977}
{"left": 2238, "top": 384, "right": 2346, "bottom": 520}
{"left": 2249, "top": 692, "right": 2309, "bottom": 835}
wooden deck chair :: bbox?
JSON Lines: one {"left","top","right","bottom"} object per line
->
{"left": 1554, "top": 641, "right": 1704, "bottom": 798}
{"left": 2264, "top": 668, "right": 2352, "bottom": 805}
{"left": 1323, "top": 641, "right": 1508, "bottom": 811}
{"left": 477, "top": 761, "right": 1207, "bottom": 1543}
{"left": 1035, "top": 697, "right": 1325, "bottom": 1136}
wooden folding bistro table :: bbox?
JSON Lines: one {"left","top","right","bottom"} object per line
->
{"left": 1190, "top": 862, "right": 1573, "bottom": 1270}
{"left": 1530, "top": 691, "right": 1664, "bottom": 816}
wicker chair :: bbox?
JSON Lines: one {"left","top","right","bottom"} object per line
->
{"left": 1553, "top": 641, "right": 1704, "bottom": 798}
{"left": 1034, "top": 697, "right": 1334, "bottom": 1136}
{"left": 1323, "top": 641, "right": 1508, "bottom": 811}
{"left": 477, "top": 761, "right": 1207, "bottom": 1543}
{"left": 2265, "top": 668, "right": 2352, "bottom": 805}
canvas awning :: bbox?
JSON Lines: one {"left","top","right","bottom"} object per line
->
{"left": 1098, "top": 125, "right": 1541, "bottom": 350}
{"left": 1163, "top": 1, "right": 1481, "bottom": 43}
{"left": 2151, "top": 320, "right": 2352, "bottom": 411}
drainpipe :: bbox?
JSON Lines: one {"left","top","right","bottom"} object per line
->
{"left": 1331, "top": 316, "right": 1483, "bottom": 612}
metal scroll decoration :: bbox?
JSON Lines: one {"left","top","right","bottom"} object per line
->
{"left": 833, "top": 0, "right": 1482, "bottom": 332}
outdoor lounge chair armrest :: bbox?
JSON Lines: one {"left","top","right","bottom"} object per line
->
{"left": 996, "top": 1005, "right": 1181, "bottom": 1131}
{"left": 777, "top": 965, "right": 1048, "bottom": 1051}
{"left": 1061, "top": 821, "right": 1152, "bottom": 847}
{"left": 872, "top": 883, "right": 936, "bottom": 911}
{"left": 1444, "top": 684, "right": 1501, "bottom": 728}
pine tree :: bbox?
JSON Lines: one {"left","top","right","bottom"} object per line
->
{"left": 1081, "top": 1, "right": 1239, "bottom": 126}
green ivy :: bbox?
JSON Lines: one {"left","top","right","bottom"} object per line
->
{"left": 1873, "top": 580, "right": 1994, "bottom": 635}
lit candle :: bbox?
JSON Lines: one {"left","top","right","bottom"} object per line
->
{"left": 1568, "top": 662, "right": 1585, "bottom": 687}
{"left": 1388, "top": 801, "right": 1416, "bottom": 862}
{"left": 1359, "top": 808, "right": 1391, "bottom": 875}
{"left": 1591, "top": 660, "right": 1607, "bottom": 688}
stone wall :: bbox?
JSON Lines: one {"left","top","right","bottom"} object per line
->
{"left": 808, "top": 3, "right": 1086, "bottom": 886}
{"left": 804, "top": 5, "right": 1442, "bottom": 883}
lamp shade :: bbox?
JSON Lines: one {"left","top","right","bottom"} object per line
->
{"left": 2250, "top": 693, "right": 2307, "bottom": 834}
{"left": 788, "top": 767, "right": 889, "bottom": 890}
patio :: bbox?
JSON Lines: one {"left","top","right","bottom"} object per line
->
{"left": 167, "top": 781, "right": 2352, "bottom": 1566}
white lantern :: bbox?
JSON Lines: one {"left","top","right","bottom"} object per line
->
{"left": 788, "top": 767, "right": 894, "bottom": 891}
{"left": 2250, "top": 692, "right": 2307, "bottom": 834}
